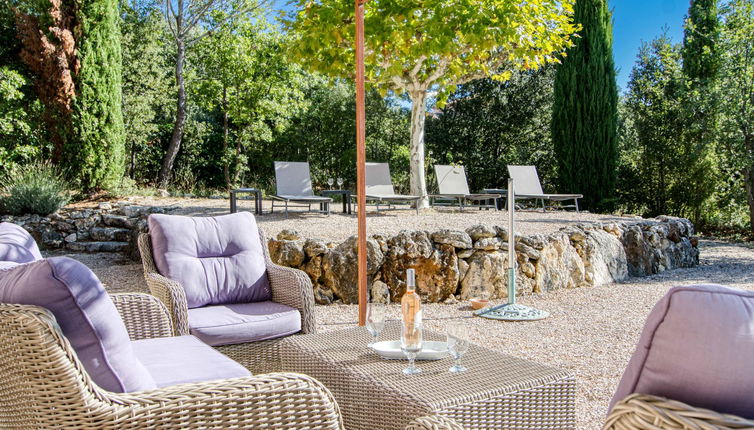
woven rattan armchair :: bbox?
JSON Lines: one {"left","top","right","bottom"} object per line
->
{"left": 138, "top": 229, "right": 315, "bottom": 374}
{"left": 604, "top": 393, "right": 754, "bottom": 430}
{"left": 0, "top": 292, "right": 343, "bottom": 429}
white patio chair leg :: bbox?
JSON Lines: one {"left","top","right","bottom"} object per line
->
{"left": 575, "top": 198, "right": 580, "bottom": 213}
{"left": 285, "top": 201, "right": 289, "bottom": 218}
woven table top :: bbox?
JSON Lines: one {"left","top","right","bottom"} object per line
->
{"left": 281, "top": 321, "right": 572, "bottom": 412}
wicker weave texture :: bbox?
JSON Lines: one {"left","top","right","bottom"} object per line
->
{"left": 281, "top": 323, "right": 576, "bottom": 430}
{"left": 111, "top": 293, "right": 173, "bottom": 340}
{"left": 0, "top": 303, "right": 344, "bottom": 429}
{"left": 604, "top": 393, "right": 754, "bottom": 430}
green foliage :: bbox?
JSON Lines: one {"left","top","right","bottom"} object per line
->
{"left": 716, "top": 0, "right": 754, "bottom": 231}
{"left": 192, "top": 14, "right": 308, "bottom": 187}
{"left": 0, "top": 162, "right": 69, "bottom": 215}
{"left": 551, "top": 0, "right": 618, "bottom": 211}
{"left": 69, "top": 0, "right": 126, "bottom": 190}
{"left": 120, "top": 3, "right": 174, "bottom": 183}
{"left": 0, "top": 66, "right": 43, "bottom": 171}
{"left": 285, "top": 0, "right": 578, "bottom": 101}
{"left": 426, "top": 69, "right": 556, "bottom": 192}
{"left": 620, "top": 36, "right": 705, "bottom": 217}
{"left": 682, "top": 0, "right": 720, "bottom": 82}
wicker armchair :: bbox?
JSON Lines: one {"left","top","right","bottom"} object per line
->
{"left": 0, "top": 293, "right": 343, "bottom": 429}
{"left": 604, "top": 393, "right": 754, "bottom": 430}
{"left": 138, "top": 229, "right": 316, "bottom": 374}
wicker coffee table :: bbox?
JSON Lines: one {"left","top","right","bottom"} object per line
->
{"left": 280, "top": 323, "right": 575, "bottom": 430}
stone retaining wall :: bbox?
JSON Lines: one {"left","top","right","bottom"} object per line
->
{"left": 2, "top": 205, "right": 699, "bottom": 305}
{"left": 267, "top": 216, "right": 700, "bottom": 304}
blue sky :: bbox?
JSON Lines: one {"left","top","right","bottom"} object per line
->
{"left": 272, "top": 0, "right": 689, "bottom": 91}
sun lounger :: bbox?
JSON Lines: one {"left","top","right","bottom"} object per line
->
{"left": 430, "top": 165, "right": 501, "bottom": 211}
{"left": 361, "top": 162, "right": 421, "bottom": 215}
{"left": 271, "top": 161, "right": 332, "bottom": 216}
{"left": 507, "top": 165, "right": 582, "bottom": 212}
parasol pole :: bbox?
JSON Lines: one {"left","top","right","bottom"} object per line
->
{"left": 355, "top": 0, "right": 367, "bottom": 326}
{"left": 474, "top": 178, "right": 549, "bottom": 321}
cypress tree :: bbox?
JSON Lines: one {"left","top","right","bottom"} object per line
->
{"left": 69, "top": 0, "right": 125, "bottom": 190}
{"left": 551, "top": 0, "right": 618, "bottom": 211}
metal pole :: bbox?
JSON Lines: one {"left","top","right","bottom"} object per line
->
{"left": 507, "top": 178, "right": 516, "bottom": 305}
{"left": 355, "top": 0, "right": 367, "bottom": 326}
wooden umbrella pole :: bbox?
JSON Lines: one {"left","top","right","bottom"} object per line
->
{"left": 355, "top": 0, "right": 367, "bottom": 326}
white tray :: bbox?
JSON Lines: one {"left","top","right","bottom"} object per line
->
{"left": 371, "top": 340, "right": 449, "bottom": 361}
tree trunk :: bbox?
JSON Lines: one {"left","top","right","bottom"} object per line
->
{"left": 409, "top": 90, "right": 429, "bottom": 208}
{"left": 745, "top": 135, "right": 754, "bottom": 236}
{"left": 222, "top": 86, "right": 230, "bottom": 189}
{"left": 158, "top": 39, "right": 186, "bottom": 188}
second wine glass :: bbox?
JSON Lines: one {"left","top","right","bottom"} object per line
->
{"left": 366, "top": 303, "right": 386, "bottom": 348}
{"left": 447, "top": 322, "right": 470, "bottom": 373}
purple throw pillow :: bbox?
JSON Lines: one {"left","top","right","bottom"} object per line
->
{"left": 0, "top": 222, "right": 43, "bottom": 263}
{"left": 0, "top": 257, "right": 156, "bottom": 393}
{"left": 610, "top": 284, "right": 754, "bottom": 418}
{"left": 148, "top": 212, "right": 271, "bottom": 308}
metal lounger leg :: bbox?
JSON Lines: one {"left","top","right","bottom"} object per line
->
{"left": 575, "top": 198, "right": 579, "bottom": 213}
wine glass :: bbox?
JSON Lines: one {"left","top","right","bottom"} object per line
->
{"left": 401, "top": 321, "right": 423, "bottom": 375}
{"left": 446, "top": 322, "right": 470, "bottom": 373}
{"left": 337, "top": 177, "right": 344, "bottom": 189}
{"left": 327, "top": 178, "right": 334, "bottom": 189}
{"left": 366, "top": 303, "right": 386, "bottom": 348}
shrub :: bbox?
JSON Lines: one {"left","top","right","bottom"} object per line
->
{"left": 0, "top": 163, "right": 70, "bottom": 215}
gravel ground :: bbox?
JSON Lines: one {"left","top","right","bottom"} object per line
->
{"left": 63, "top": 239, "right": 753, "bottom": 429}
{"left": 88, "top": 196, "right": 636, "bottom": 241}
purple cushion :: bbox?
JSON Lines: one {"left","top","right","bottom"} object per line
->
{"left": 132, "top": 335, "right": 251, "bottom": 387}
{"left": 148, "top": 213, "right": 271, "bottom": 308}
{"left": 0, "top": 257, "right": 156, "bottom": 393}
{"left": 610, "top": 284, "right": 754, "bottom": 418}
{"left": 0, "top": 222, "right": 43, "bottom": 263}
{"left": 188, "top": 301, "right": 301, "bottom": 346}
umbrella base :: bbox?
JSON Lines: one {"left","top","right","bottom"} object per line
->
{"left": 474, "top": 303, "right": 549, "bottom": 321}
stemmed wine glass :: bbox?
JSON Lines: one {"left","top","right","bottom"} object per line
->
{"left": 337, "top": 177, "right": 344, "bottom": 189}
{"left": 366, "top": 303, "right": 386, "bottom": 348}
{"left": 401, "top": 320, "right": 423, "bottom": 375}
{"left": 447, "top": 323, "right": 470, "bottom": 373}
{"left": 327, "top": 178, "right": 334, "bottom": 190}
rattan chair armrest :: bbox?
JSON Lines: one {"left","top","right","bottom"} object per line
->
{"left": 604, "top": 393, "right": 754, "bottom": 430}
{"left": 110, "top": 293, "right": 173, "bottom": 340}
{"left": 406, "top": 415, "right": 465, "bottom": 430}
{"left": 143, "top": 272, "right": 190, "bottom": 336}
{"left": 112, "top": 372, "right": 343, "bottom": 429}
{"left": 260, "top": 228, "right": 316, "bottom": 334}
{"left": 266, "top": 262, "right": 317, "bottom": 334}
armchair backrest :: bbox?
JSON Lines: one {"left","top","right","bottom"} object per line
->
{"left": 0, "top": 222, "right": 42, "bottom": 263}
{"left": 148, "top": 212, "right": 271, "bottom": 308}
{"left": 610, "top": 284, "right": 754, "bottom": 419}
{"left": 0, "top": 258, "right": 156, "bottom": 393}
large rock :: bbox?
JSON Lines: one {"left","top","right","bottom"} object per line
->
{"left": 535, "top": 233, "right": 587, "bottom": 292}
{"left": 474, "top": 237, "right": 504, "bottom": 250}
{"left": 268, "top": 239, "right": 305, "bottom": 267}
{"left": 380, "top": 231, "right": 459, "bottom": 303}
{"left": 459, "top": 251, "right": 507, "bottom": 300}
{"left": 466, "top": 224, "right": 496, "bottom": 241}
{"left": 370, "top": 280, "right": 391, "bottom": 304}
{"left": 571, "top": 228, "right": 628, "bottom": 285}
{"left": 303, "top": 238, "right": 328, "bottom": 258}
{"left": 321, "top": 236, "right": 383, "bottom": 304}
{"left": 431, "top": 230, "right": 473, "bottom": 249}
{"left": 622, "top": 224, "right": 659, "bottom": 277}
{"left": 90, "top": 227, "right": 131, "bottom": 242}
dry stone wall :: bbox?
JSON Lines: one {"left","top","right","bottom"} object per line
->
{"left": 268, "top": 216, "right": 699, "bottom": 304}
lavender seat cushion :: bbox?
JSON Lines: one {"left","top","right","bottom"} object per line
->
{"left": 148, "top": 213, "right": 271, "bottom": 308}
{"left": 132, "top": 335, "right": 251, "bottom": 387}
{"left": 0, "top": 222, "right": 43, "bottom": 263}
{"left": 0, "top": 257, "right": 156, "bottom": 393}
{"left": 610, "top": 284, "right": 754, "bottom": 418}
{"left": 188, "top": 301, "right": 301, "bottom": 346}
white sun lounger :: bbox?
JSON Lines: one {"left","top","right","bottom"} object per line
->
{"left": 430, "top": 165, "right": 501, "bottom": 211}
{"left": 271, "top": 161, "right": 332, "bottom": 216}
{"left": 507, "top": 165, "right": 582, "bottom": 212}
{"left": 359, "top": 162, "right": 421, "bottom": 215}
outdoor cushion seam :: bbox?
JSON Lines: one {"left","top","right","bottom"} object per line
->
{"left": 190, "top": 312, "right": 299, "bottom": 329}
